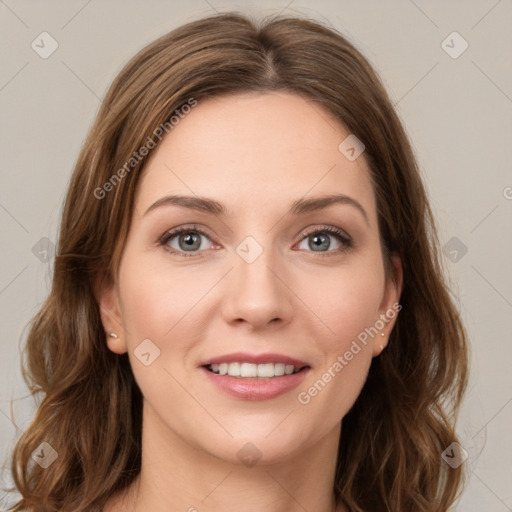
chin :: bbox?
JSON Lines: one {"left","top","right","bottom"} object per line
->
{"left": 205, "top": 423, "right": 316, "bottom": 466}
{"left": 214, "top": 437, "right": 306, "bottom": 467}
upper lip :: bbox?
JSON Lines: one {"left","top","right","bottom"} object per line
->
{"left": 200, "top": 352, "right": 310, "bottom": 368}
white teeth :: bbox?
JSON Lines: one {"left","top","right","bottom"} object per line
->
{"left": 240, "top": 363, "right": 258, "bottom": 377}
{"left": 207, "top": 362, "right": 303, "bottom": 378}
{"left": 227, "top": 362, "right": 241, "bottom": 376}
{"left": 257, "top": 363, "right": 274, "bottom": 377}
{"left": 274, "top": 363, "right": 285, "bottom": 376}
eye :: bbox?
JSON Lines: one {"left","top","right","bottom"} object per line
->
{"left": 296, "top": 226, "right": 352, "bottom": 255}
{"left": 160, "top": 225, "right": 215, "bottom": 257}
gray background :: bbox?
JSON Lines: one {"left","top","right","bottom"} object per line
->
{"left": 1, "top": 0, "right": 511, "bottom": 510}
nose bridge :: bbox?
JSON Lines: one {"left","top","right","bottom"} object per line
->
{"left": 235, "top": 235, "right": 283, "bottom": 299}
{"left": 221, "top": 233, "right": 294, "bottom": 327}
{"left": 237, "top": 241, "right": 279, "bottom": 292}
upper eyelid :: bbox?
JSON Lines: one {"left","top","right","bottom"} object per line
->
{"left": 301, "top": 225, "right": 350, "bottom": 240}
{"left": 159, "top": 224, "right": 209, "bottom": 240}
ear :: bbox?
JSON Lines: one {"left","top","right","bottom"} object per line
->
{"left": 372, "top": 252, "right": 403, "bottom": 357}
{"left": 94, "top": 274, "right": 128, "bottom": 355}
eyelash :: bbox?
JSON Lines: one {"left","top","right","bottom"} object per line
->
{"left": 159, "top": 224, "right": 352, "bottom": 258}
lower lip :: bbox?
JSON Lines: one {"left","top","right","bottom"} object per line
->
{"left": 201, "top": 367, "right": 310, "bottom": 400}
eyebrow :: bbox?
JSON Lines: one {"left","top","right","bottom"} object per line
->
{"left": 144, "top": 193, "right": 369, "bottom": 225}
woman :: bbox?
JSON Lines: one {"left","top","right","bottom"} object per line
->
{"left": 7, "top": 11, "right": 468, "bottom": 512}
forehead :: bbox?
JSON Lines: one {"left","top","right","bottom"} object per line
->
{"left": 135, "top": 92, "right": 376, "bottom": 223}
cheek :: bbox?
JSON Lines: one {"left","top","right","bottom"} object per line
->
{"left": 293, "top": 260, "right": 383, "bottom": 419}
{"left": 296, "top": 344, "right": 373, "bottom": 441}
{"left": 301, "top": 258, "right": 385, "bottom": 346}
{"left": 117, "top": 249, "right": 207, "bottom": 340}
{"left": 295, "top": 274, "right": 381, "bottom": 426}
{"left": 116, "top": 253, "right": 198, "bottom": 417}
{"left": 116, "top": 250, "right": 215, "bottom": 392}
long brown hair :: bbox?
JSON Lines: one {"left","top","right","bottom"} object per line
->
{"left": 6, "top": 11, "right": 468, "bottom": 511}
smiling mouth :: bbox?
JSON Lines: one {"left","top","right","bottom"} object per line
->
{"left": 205, "top": 362, "right": 307, "bottom": 378}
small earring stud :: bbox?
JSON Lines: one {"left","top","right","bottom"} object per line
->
{"left": 109, "top": 332, "right": 118, "bottom": 339}
{"left": 380, "top": 332, "right": 385, "bottom": 337}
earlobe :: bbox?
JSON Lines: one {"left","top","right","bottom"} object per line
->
{"left": 94, "top": 275, "right": 128, "bottom": 355}
{"left": 372, "top": 331, "right": 388, "bottom": 357}
{"left": 106, "top": 330, "right": 127, "bottom": 355}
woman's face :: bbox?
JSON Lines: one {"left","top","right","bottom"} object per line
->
{"left": 99, "top": 91, "right": 402, "bottom": 464}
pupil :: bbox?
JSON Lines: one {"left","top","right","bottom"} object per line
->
{"left": 310, "top": 234, "right": 329, "bottom": 251}
{"left": 181, "top": 233, "right": 200, "bottom": 250}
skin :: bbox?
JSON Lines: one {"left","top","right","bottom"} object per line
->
{"left": 99, "top": 91, "right": 403, "bottom": 512}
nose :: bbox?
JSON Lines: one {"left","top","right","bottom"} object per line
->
{"left": 220, "top": 247, "right": 294, "bottom": 330}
